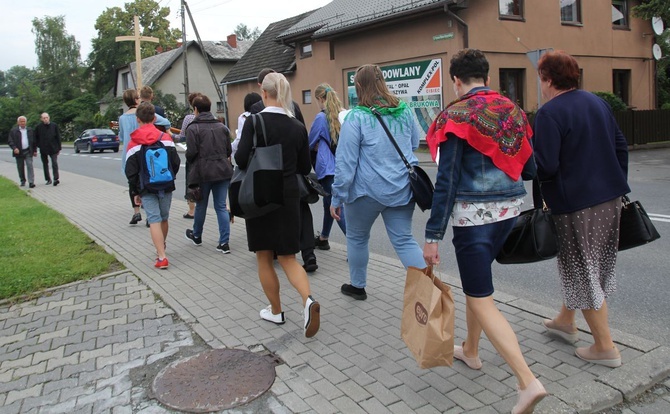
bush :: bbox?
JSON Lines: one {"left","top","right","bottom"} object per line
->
{"left": 592, "top": 91, "right": 628, "bottom": 111}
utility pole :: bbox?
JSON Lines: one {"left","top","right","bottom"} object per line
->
{"left": 181, "top": 0, "right": 189, "bottom": 106}
{"left": 115, "top": 15, "right": 159, "bottom": 90}
{"left": 182, "top": 0, "right": 225, "bottom": 109}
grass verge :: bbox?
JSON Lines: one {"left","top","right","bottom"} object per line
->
{"left": 0, "top": 177, "right": 123, "bottom": 301}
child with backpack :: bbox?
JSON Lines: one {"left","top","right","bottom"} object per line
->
{"left": 125, "top": 102, "right": 181, "bottom": 269}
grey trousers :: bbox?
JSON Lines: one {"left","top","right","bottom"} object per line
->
{"left": 16, "top": 153, "right": 35, "bottom": 185}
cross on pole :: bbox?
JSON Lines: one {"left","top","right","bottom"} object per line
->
{"left": 115, "top": 15, "right": 159, "bottom": 90}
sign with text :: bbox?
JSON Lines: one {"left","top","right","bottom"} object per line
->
{"left": 347, "top": 59, "right": 443, "bottom": 135}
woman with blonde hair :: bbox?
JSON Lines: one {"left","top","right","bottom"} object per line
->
{"left": 235, "top": 72, "right": 321, "bottom": 338}
{"left": 309, "top": 83, "right": 347, "bottom": 250}
{"left": 330, "top": 64, "right": 426, "bottom": 301}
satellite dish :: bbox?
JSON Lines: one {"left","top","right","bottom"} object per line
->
{"left": 652, "top": 16, "right": 664, "bottom": 36}
{"left": 653, "top": 44, "right": 662, "bottom": 61}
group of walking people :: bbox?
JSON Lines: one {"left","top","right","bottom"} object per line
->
{"left": 8, "top": 112, "right": 62, "bottom": 188}
{"left": 116, "top": 47, "right": 629, "bottom": 414}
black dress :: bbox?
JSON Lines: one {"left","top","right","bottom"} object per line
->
{"left": 235, "top": 110, "right": 311, "bottom": 254}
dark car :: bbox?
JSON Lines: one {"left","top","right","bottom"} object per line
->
{"left": 74, "top": 129, "right": 120, "bottom": 153}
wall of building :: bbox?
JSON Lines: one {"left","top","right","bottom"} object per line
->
{"left": 225, "top": 1, "right": 654, "bottom": 133}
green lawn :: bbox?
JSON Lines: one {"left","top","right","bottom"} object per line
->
{"left": 0, "top": 177, "right": 123, "bottom": 301}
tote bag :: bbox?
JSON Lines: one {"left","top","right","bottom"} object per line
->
{"left": 401, "top": 266, "right": 454, "bottom": 369}
{"left": 229, "top": 114, "right": 284, "bottom": 219}
{"left": 496, "top": 206, "right": 559, "bottom": 264}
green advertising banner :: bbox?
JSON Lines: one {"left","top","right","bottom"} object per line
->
{"left": 347, "top": 59, "right": 443, "bottom": 135}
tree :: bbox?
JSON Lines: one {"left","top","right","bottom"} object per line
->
{"left": 87, "top": 0, "right": 181, "bottom": 96}
{"left": 31, "top": 16, "right": 82, "bottom": 101}
{"left": 633, "top": 2, "right": 669, "bottom": 108}
{"left": 234, "top": 23, "right": 261, "bottom": 41}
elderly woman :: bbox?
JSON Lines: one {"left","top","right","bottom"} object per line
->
{"left": 534, "top": 51, "right": 629, "bottom": 368}
{"left": 424, "top": 49, "right": 544, "bottom": 414}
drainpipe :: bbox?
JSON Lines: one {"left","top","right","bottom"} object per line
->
{"left": 446, "top": 6, "right": 468, "bottom": 48}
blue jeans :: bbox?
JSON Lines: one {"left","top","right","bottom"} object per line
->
{"left": 319, "top": 175, "right": 346, "bottom": 237}
{"left": 141, "top": 192, "right": 172, "bottom": 224}
{"left": 452, "top": 218, "right": 516, "bottom": 298}
{"left": 193, "top": 180, "right": 230, "bottom": 245}
{"left": 345, "top": 196, "right": 425, "bottom": 288}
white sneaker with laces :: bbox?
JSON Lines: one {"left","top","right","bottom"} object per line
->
{"left": 259, "top": 305, "right": 285, "bottom": 325}
{"left": 304, "top": 296, "right": 320, "bottom": 338}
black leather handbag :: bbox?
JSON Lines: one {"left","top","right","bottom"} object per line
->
{"left": 297, "top": 172, "right": 329, "bottom": 204}
{"left": 229, "top": 114, "right": 284, "bottom": 219}
{"left": 618, "top": 196, "right": 660, "bottom": 251}
{"left": 496, "top": 202, "right": 559, "bottom": 264}
{"left": 371, "top": 107, "right": 434, "bottom": 211}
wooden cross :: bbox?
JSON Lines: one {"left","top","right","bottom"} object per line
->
{"left": 115, "top": 15, "right": 159, "bottom": 90}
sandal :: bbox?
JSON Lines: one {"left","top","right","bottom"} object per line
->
{"left": 183, "top": 213, "right": 194, "bottom": 219}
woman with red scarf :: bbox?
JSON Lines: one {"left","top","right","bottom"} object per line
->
{"left": 423, "top": 49, "right": 544, "bottom": 414}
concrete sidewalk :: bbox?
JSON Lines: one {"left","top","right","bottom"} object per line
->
{"left": 1, "top": 158, "right": 669, "bottom": 414}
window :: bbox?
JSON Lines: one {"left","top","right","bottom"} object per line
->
{"left": 613, "top": 69, "right": 630, "bottom": 106}
{"left": 122, "top": 72, "right": 129, "bottom": 90}
{"left": 612, "top": 0, "right": 628, "bottom": 28}
{"left": 499, "top": 69, "right": 525, "bottom": 108}
{"left": 303, "top": 90, "right": 312, "bottom": 105}
{"left": 216, "top": 101, "right": 224, "bottom": 112}
{"left": 560, "top": 0, "right": 582, "bottom": 24}
{"left": 499, "top": 0, "right": 523, "bottom": 19}
{"left": 300, "top": 43, "right": 312, "bottom": 58}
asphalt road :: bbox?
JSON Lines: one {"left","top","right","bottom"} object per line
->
{"left": 2, "top": 145, "right": 669, "bottom": 346}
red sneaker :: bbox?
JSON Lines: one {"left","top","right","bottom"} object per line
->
{"left": 155, "top": 257, "right": 169, "bottom": 269}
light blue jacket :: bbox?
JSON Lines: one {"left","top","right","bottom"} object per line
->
{"left": 308, "top": 111, "right": 336, "bottom": 180}
{"left": 331, "top": 105, "right": 420, "bottom": 209}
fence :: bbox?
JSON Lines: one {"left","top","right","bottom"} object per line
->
{"left": 613, "top": 109, "right": 670, "bottom": 146}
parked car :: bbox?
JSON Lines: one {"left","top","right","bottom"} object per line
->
{"left": 74, "top": 129, "right": 120, "bottom": 153}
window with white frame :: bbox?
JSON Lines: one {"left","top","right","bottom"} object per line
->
{"left": 301, "top": 43, "right": 313, "bottom": 58}
{"left": 303, "top": 90, "right": 312, "bottom": 105}
{"left": 560, "top": 0, "right": 582, "bottom": 24}
{"left": 122, "top": 72, "right": 129, "bottom": 90}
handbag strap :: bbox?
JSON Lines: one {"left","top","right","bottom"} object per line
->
{"left": 250, "top": 113, "right": 269, "bottom": 148}
{"left": 370, "top": 107, "right": 413, "bottom": 174}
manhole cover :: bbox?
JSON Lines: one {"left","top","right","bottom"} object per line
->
{"left": 152, "top": 349, "right": 276, "bottom": 412}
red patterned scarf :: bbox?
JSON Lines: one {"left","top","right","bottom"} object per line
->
{"left": 426, "top": 90, "right": 533, "bottom": 180}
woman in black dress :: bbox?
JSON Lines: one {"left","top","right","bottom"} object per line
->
{"left": 235, "top": 72, "right": 320, "bottom": 338}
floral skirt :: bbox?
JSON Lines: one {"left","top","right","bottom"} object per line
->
{"left": 553, "top": 198, "right": 621, "bottom": 310}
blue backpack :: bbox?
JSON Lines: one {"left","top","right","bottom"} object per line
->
{"left": 139, "top": 134, "right": 174, "bottom": 192}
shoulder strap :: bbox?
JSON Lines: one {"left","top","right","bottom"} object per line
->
{"left": 370, "top": 107, "right": 412, "bottom": 173}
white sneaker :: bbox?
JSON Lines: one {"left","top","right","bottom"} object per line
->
{"left": 259, "top": 305, "right": 285, "bottom": 325}
{"left": 304, "top": 296, "right": 320, "bottom": 338}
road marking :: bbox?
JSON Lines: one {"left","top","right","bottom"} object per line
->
{"left": 648, "top": 214, "right": 670, "bottom": 223}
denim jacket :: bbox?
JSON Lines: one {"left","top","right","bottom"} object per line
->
{"left": 425, "top": 136, "right": 536, "bottom": 240}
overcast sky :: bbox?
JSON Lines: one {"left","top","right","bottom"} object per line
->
{"left": 1, "top": 0, "right": 331, "bottom": 72}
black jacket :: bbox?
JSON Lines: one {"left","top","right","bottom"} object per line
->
{"left": 185, "top": 111, "right": 233, "bottom": 186}
{"left": 8, "top": 126, "right": 36, "bottom": 157}
{"left": 34, "top": 122, "right": 62, "bottom": 155}
{"left": 249, "top": 100, "right": 305, "bottom": 125}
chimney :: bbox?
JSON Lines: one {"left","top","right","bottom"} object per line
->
{"left": 227, "top": 34, "right": 237, "bottom": 48}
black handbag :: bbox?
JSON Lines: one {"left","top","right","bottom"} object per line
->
{"left": 229, "top": 114, "right": 284, "bottom": 219}
{"left": 297, "top": 172, "right": 329, "bottom": 204}
{"left": 618, "top": 196, "right": 660, "bottom": 251}
{"left": 370, "top": 107, "right": 434, "bottom": 211}
{"left": 185, "top": 185, "right": 202, "bottom": 202}
{"left": 496, "top": 201, "right": 559, "bottom": 264}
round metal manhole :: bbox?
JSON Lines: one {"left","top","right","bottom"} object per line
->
{"left": 152, "top": 349, "right": 276, "bottom": 412}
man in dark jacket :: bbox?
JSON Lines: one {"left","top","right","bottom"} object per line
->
{"left": 7, "top": 116, "right": 36, "bottom": 188}
{"left": 125, "top": 102, "right": 180, "bottom": 269}
{"left": 184, "top": 94, "right": 234, "bottom": 253}
{"left": 250, "top": 68, "right": 318, "bottom": 272}
{"left": 34, "top": 112, "right": 62, "bottom": 186}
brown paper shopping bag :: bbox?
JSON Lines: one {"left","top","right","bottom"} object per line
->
{"left": 401, "top": 266, "right": 454, "bottom": 369}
